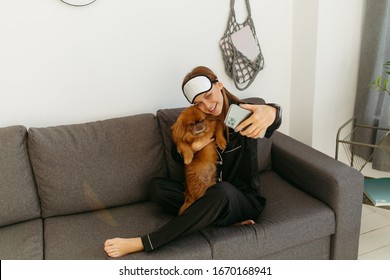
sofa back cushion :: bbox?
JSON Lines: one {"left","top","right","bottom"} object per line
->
{"left": 156, "top": 101, "right": 272, "bottom": 183}
{"left": 0, "top": 126, "right": 41, "bottom": 226}
{"left": 156, "top": 108, "right": 186, "bottom": 182}
{"left": 28, "top": 114, "right": 167, "bottom": 218}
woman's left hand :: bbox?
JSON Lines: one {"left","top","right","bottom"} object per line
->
{"left": 234, "top": 104, "right": 277, "bottom": 139}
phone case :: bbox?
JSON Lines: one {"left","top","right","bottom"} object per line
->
{"left": 224, "top": 104, "right": 252, "bottom": 129}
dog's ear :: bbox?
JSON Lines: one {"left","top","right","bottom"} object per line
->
{"left": 171, "top": 118, "right": 194, "bottom": 164}
{"left": 171, "top": 120, "right": 185, "bottom": 145}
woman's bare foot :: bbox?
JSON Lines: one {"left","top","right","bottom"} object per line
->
{"left": 234, "top": 219, "right": 255, "bottom": 226}
{"left": 104, "top": 237, "right": 144, "bottom": 258}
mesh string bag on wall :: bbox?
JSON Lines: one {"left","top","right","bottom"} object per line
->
{"left": 219, "top": 0, "right": 264, "bottom": 91}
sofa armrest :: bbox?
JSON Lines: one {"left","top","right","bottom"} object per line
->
{"left": 271, "top": 131, "right": 364, "bottom": 259}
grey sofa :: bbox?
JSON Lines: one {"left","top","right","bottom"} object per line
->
{"left": 0, "top": 101, "right": 364, "bottom": 260}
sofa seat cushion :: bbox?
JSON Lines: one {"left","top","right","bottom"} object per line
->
{"left": 44, "top": 201, "right": 212, "bottom": 259}
{"left": 259, "top": 236, "right": 331, "bottom": 259}
{"left": 0, "top": 125, "right": 41, "bottom": 226}
{"left": 200, "top": 170, "right": 335, "bottom": 259}
{"left": 28, "top": 114, "right": 167, "bottom": 218}
{"left": 0, "top": 219, "right": 43, "bottom": 260}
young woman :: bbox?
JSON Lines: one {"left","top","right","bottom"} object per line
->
{"left": 104, "top": 66, "right": 282, "bottom": 257}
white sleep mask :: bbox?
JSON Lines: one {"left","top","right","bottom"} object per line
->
{"left": 182, "top": 75, "right": 218, "bottom": 104}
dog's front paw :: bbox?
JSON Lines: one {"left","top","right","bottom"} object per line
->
{"left": 178, "top": 203, "right": 189, "bottom": 215}
{"left": 183, "top": 154, "right": 193, "bottom": 165}
{"left": 216, "top": 138, "right": 227, "bottom": 150}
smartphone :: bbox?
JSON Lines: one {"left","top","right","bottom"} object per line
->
{"left": 224, "top": 104, "right": 253, "bottom": 129}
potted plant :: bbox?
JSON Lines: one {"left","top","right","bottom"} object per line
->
{"left": 369, "top": 61, "right": 390, "bottom": 95}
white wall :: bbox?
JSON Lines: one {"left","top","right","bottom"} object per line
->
{"left": 0, "top": 0, "right": 291, "bottom": 132}
{"left": 0, "top": 0, "right": 367, "bottom": 159}
{"left": 290, "top": 0, "right": 319, "bottom": 146}
{"left": 289, "top": 0, "right": 366, "bottom": 158}
{"left": 312, "top": 0, "right": 366, "bottom": 156}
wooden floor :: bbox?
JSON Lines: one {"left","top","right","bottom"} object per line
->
{"left": 359, "top": 203, "right": 390, "bottom": 259}
{"left": 358, "top": 164, "right": 390, "bottom": 260}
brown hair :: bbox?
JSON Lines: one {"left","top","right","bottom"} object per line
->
{"left": 182, "top": 66, "right": 242, "bottom": 121}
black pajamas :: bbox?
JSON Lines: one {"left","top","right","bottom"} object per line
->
{"left": 141, "top": 177, "right": 262, "bottom": 251}
{"left": 140, "top": 100, "right": 282, "bottom": 252}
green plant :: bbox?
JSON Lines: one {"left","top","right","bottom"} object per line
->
{"left": 369, "top": 61, "right": 390, "bottom": 95}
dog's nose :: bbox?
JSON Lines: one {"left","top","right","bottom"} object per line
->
{"left": 193, "top": 122, "right": 206, "bottom": 134}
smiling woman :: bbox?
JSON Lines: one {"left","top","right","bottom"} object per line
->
{"left": 103, "top": 66, "right": 282, "bottom": 258}
{"left": 60, "top": 0, "right": 97, "bottom": 6}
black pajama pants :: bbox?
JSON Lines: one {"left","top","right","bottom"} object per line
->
{"left": 140, "top": 177, "right": 262, "bottom": 252}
